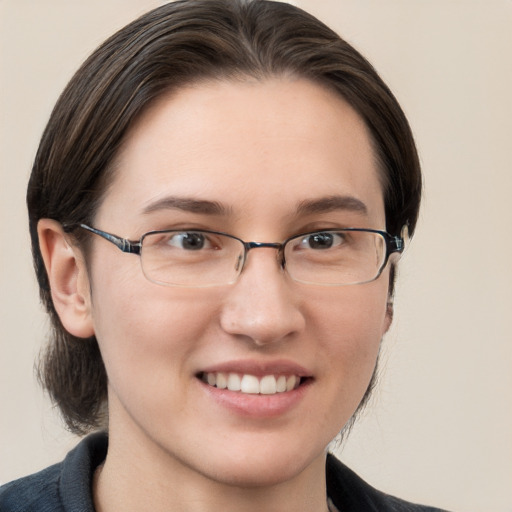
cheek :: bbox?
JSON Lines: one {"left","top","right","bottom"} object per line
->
{"left": 88, "top": 262, "right": 218, "bottom": 404}
{"left": 311, "top": 280, "right": 389, "bottom": 389}
{"left": 313, "top": 278, "right": 389, "bottom": 343}
{"left": 289, "top": 282, "right": 389, "bottom": 439}
{"left": 89, "top": 246, "right": 211, "bottom": 345}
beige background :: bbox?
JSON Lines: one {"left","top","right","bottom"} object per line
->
{"left": 1, "top": 1, "right": 511, "bottom": 511}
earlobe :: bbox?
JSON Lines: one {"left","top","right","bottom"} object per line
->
{"left": 38, "top": 219, "right": 95, "bottom": 339}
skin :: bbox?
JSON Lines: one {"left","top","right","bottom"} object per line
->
{"left": 39, "top": 77, "right": 393, "bottom": 512}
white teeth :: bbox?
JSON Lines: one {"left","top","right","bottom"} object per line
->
{"left": 276, "top": 375, "right": 287, "bottom": 393}
{"left": 216, "top": 372, "right": 227, "bottom": 389}
{"left": 260, "top": 375, "right": 277, "bottom": 395}
{"left": 204, "top": 372, "right": 303, "bottom": 395}
{"left": 227, "top": 373, "right": 241, "bottom": 391}
{"left": 286, "top": 375, "right": 297, "bottom": 392}
{"left": 241, "top": 375, "right": 260, "bottom": 394}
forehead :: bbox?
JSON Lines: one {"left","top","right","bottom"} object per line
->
{"left": 99, "top": 78, "right": 385, "bottom": 231}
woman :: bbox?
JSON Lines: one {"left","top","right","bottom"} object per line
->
{"left": 0, "top": 1, "right": 448, "bottom": 510}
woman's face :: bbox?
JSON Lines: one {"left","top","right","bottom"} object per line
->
{"left": 85, "top": 78, "right": 392, "bottom": 486}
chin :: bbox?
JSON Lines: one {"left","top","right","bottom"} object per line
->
{"left": 193, "top": 439, "right": 327, "bottom": 489}
{"left": 205, "top": 461, "right": 310, "bottom": 489}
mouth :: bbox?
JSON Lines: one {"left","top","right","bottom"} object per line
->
{"left": 198, "top": 372, "right": 309, "bottom": 395}
{"left": 196, "top": 361, "right": 313, "bottom": 416}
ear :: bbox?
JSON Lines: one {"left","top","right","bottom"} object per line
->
{"left": 38, "top": 219, "right": 95, "bottom": 338}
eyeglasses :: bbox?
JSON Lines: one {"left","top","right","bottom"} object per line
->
{"left": 65, "top": 224, "right": 404, "bottom": 287}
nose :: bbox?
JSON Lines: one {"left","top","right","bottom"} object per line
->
{"left": 219, "top": 247, "right": 306, "bottom": 346}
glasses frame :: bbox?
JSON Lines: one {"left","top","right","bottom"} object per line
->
{"left": 64, "top": 223, "right": 404, "bottom": 286}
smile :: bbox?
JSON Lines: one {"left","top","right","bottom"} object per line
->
{"left": 200, "top": 372, "right": 302, "bottom": 395}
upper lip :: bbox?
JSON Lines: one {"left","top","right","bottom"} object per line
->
{"left": 198, "top": 359, "right": 312, "bottom": 378}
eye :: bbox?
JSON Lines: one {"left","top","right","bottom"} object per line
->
{"left": 166, "top": 231, "right": 212, "bottom": 251}
{"left": 298, "top": 231, "right": 345, "bottom": 250}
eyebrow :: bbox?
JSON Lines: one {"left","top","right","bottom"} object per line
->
{"left": 295, "top": 195, "right": 368, "bottom": 216}
{"left": 141, "top": 194, "right": 367, "bottom": 218}
{"left": 142, "top": 196, "right": 230, "bottom": 216}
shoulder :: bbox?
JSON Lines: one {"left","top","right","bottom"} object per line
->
{"left": 326, "top": 454, "right": 450, "bottom": 512}
{"left": 0, "top": 432, "right": 108, "bottom": 512}
{"left": 0, "top": 463, "right": 62, "bottom": 512}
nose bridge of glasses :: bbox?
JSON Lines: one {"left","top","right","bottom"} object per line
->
{"left": 240, "top": 241, "right": 285, "bottom": 270}
{"left": 245, "top": 241, "right": 283, "bottom": 250}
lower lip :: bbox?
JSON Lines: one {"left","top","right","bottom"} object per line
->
{"left": 199, "top": 379, "right": 312, "bottom": 418}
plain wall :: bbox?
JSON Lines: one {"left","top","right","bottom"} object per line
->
{"left": 1, "top": 1, "right": 511, "bottom": 511}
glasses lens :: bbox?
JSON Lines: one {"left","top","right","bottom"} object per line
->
{"left": 140, "top": 230, "right": 244, "bottom": 287}
{"left": 284, "top": 230, "right": 387, "bottom": 285}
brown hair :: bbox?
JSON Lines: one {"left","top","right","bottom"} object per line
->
{"left": 27, "top": 0, "right": 421, "bottom": 434}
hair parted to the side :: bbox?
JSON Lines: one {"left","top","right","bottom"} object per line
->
{"left": 27, "top": 0, "right": 421, "bottom": 434}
